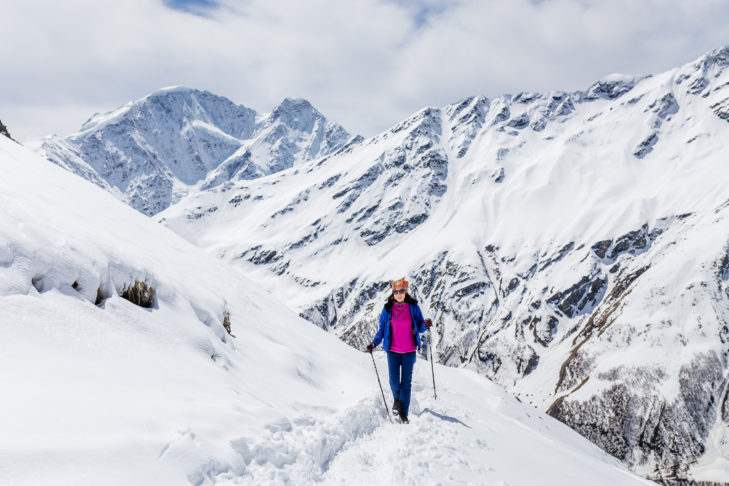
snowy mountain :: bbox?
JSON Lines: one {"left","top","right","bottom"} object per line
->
{"left": 159, "top": 46, "right": 729, "bottom": 483}
{"left": 0, "top": 128, "right": 653, "bottom": 485}
{"left": 31, "top": 87, "right": 357, "bottom": 216}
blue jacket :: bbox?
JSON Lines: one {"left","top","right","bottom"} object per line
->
{"left": 373, "top": 297, "right": 428, "bottom": 351}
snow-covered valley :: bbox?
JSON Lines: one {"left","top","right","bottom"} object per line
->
{"left": 0, "top": 126, "right": 655, "bottom": 484}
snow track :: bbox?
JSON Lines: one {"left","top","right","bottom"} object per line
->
{"left": 205, "top": 355, "right": 652, "bottom": 486}
{"left": 208, "top": 397, "right": 383, "bottom": 485}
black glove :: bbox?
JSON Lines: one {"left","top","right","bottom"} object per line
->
{"left": 424, "top": 318, "right": 433, "bottom": 329}
{"left": 366, "top": 342, "right": 375, "bottom": 353}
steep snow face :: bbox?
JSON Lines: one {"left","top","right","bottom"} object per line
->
{"left": 0, "top": 134, "right": 653, "bottom": 486}
{"left": 160, "top": 46, "right": 729, "bottom": 482}
{"left": 31, "top": 88, "right": 356, "bottom": 216}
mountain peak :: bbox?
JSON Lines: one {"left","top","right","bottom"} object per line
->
{"left": 143, "top": 86, "right": 242, "bottom": 106}
{"left": 268, "top": 97, "right": 324, "bottom": 133}
{"left": 79, "top": 87, "right": 256, "bottom": 135}
{"left": 142, "top": 85, "right": 207, "bottom": 105}
{"left": 276, "top": 97, "right": 316, "bottom": 111}
{"left": 156, "top": 84, "right": 195, "bottom": 94}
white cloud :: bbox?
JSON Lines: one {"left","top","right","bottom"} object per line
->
{"left": 1, "top": 0, "right": 727, "bottom": 142}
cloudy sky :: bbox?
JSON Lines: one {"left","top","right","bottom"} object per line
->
{"left": 2, "top": 0, "right": 728, "bottom": 141}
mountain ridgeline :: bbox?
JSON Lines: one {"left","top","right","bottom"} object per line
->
{"left": 40, "top": 46, "right": 729, "bottom": 484}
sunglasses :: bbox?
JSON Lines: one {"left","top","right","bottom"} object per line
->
{"left": 393, "top": 289, "right": 406, "bottom": 295}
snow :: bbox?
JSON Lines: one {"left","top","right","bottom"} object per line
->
{"left": 0, "top": 135, "right": 654, "bottom": 484}
{"left": 602, "top": 73, "right": 637, "bottom": 83}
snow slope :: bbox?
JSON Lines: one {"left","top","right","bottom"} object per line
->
{"left": 158, "top": 46, "right": 729, "bottom": 482}
{"left": 0, "top": 132, "right": 652, "bottom": 484}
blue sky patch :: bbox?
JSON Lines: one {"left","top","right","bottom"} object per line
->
{"left": 389, "top": 0, "right": 451, "bottom": 29}
{"left": 164, "top": 0, "right": 219, "bottom": 16}
{"left": 413, "top": 4, "right": 447, "bottom": 28}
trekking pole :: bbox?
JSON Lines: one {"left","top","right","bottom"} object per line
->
{"left": 429, "top": 332, "right": 437, "bottom": 400}
{"left": 370, "top": 352, "right": 392, "bottom": 423}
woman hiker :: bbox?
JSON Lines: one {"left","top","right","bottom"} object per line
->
{"left": 366, "top": 278, "right": 432, "bottom": 424}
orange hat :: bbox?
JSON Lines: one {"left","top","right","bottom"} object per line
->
{"left": 391, "top": 278, "right": 409, "bottom": 290}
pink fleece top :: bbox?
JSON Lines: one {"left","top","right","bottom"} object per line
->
{"left": 390, "top": 302, "right": 417, "bottom": 353}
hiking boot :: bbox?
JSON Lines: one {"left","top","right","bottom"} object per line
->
{"left": 392, "top": 400, "right": 402, "bottom": 416}
{"left": 398, "top": 406, "right": 408, "bottom": 424}
{"left": 398, "top": 402, "right": 409, "bottom": 424}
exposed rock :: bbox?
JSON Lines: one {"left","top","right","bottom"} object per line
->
{"left": 584, "top": 77, "right": 638, "bottom": 100}
{"left": 711, "top": 98, "right": 729, "bottom": 122}
{"left": 634, "top": 132, "right": 659, "bottom": 158}
{"left": 549, "top": 353, "right": 726, "bottom": 483}
{"left": 0, "top": 119, "right": 14, "bottom": 141}
{"left": 492, "top": 167, "right": 505, "bottom": 183}
{"left": 547, "top": 274, "right": 607, "bottom": 318}
{"left": 647, "top": 93, "right": 679, "bottom": 120}
{"left": 609, "top": 225, "right": 648, "bottom": 259}
{"left": 592, "top": 240, "right": 612, "bottom": 259}
{"left": 507, "top": 113, "right": 530, "bottom": 129}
